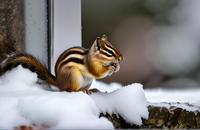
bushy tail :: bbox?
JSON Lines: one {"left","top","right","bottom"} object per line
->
{"left": 0, "top": 53, "right": 56, "bottom": 86}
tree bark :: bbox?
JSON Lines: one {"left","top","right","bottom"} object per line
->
{"left": 101, "top": 103, "right": 200, "bottom": 129}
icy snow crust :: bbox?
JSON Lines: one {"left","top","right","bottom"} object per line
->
{"left": 0, "top": 66, "right": 148, "bottom": 129}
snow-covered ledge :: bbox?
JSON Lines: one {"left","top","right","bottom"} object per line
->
{"left": 0, "top": 66, "right": 200, "bottom": 129}
{"left": 101, "top": 103, "right": 200, "bottom": 129}
{"left": 97, "top": 85, "right": 200, "bottom": 129}
{"left": 0, "top": 66, "right": 148, "bottom": 129}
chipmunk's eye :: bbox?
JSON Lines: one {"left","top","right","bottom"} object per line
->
{"left": 100, "top": 49, "right": 112, "bottom": 57}
{"left": 107, "top": 50, "right": 114, "bottom": 56}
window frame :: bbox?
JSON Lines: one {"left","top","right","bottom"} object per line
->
{"left": 48, "top": 0, "right": 82, "bottom": 74}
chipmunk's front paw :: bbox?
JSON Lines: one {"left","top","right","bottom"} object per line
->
{"left": 81, "top": 89, "right": 92, "bottom": 94}
{"left": 79, "top": 87, "right": 100, "bottom": 95}
{"left": 88, "top": 88, "right": 100, "bottom": 93}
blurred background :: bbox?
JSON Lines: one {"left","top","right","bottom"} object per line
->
{"left": 82, "top": 0, "right": 200, "bottom": 89}
{"left": 1, "top": 0, "right": 200, "bottom": 89}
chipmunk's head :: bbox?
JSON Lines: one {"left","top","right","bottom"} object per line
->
{"left": 89, "top": 34, "right": 123, "bottom": 77}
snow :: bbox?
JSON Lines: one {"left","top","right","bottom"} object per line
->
{"left": 145, "top": 89, "right": 200, "bottom": 106}
{"left": 90, "top": 80, "right": 122, "bottom": 93}
{"left": 0, "top": 66, "right": 148, "bottom": 129}
{"left": 91, "top": 84, "right": 148, "bottom": 125}
{"left": 145, "top": 89, "right": 200, "bottom": 112}
{"left": 17, "top": 92, "right": 112, "bottom": 129}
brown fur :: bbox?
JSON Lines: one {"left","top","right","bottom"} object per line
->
{"left": 1, "top": 53, "right": 56, "bottom": 86}
{"left": 0, "top": 35, "right": 123, "bottom": 93}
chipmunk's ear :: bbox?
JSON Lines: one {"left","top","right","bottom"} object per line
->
{"left": 96, "top": 37, "right": 101, "bottom": 50}
{"left": 101, "top": 34, "right": 108, "bottom": 41}
{"left": 94, "top": 37, "right": 101, "bottom": 51}
{"left": 93, "top": 34, "right": 107, "bottom": 51}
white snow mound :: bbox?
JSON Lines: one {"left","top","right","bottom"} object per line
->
{"left": 0, "top": 66, "right": 148, "bottom": 129}
{"left": 91, "top": 83, "right": 149, "bottom": 125}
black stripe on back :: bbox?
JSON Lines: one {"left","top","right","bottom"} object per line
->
{"left": 55, "top": 48, "right": 88, "bottom": 70}
{"left": 59, "top": 49, "right": 88, "bottom": 61}
{"left": 59, "top": 57, "right": 84, "bottom": 69}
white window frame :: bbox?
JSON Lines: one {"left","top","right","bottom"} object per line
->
{"left": 49, "top": 0, "right": 82, "bottom": 74}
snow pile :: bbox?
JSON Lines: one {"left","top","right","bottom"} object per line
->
{"left": 91, "top": 84, "right": 148, "bottom": 125}
{"left": 17, "top": 92, "right": 112, "bottom": 129}
{"left": 0, "top": 66, "right": 148, "bottom": 129}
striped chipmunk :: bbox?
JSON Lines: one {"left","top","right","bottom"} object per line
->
{"left": 0, "top": 34, "right": 123, "bottom": 94}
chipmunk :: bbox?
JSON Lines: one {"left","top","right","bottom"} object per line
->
{"left": 0, "top": 34, "right": 123, "bottom": 93}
